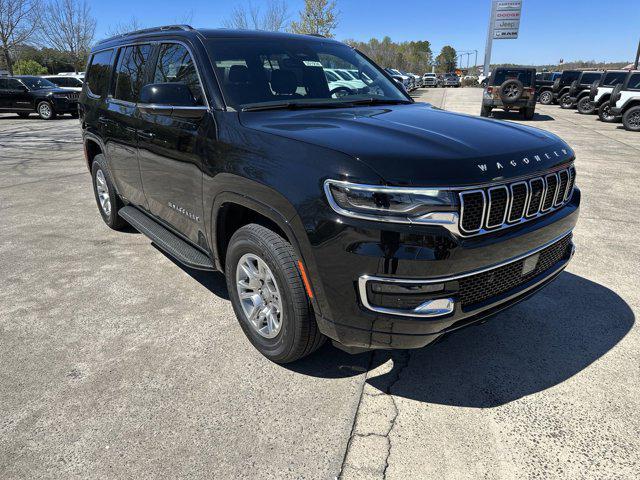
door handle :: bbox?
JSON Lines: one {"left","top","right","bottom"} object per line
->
{"left": 137, "top": 130, "right": 155, "bottom": 139}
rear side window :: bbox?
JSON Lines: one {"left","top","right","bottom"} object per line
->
{"left": 113, "top": 44, "right": 151, "bottom": 102}
{"left": 562, "top": 72, "right": 580, "bottom": 83}
{"left": 152, "top": 43, "right": 205, "bottom": 105}
{"left": 493, "top": 69, "right": 533, "bottom": 86}
{"left": 627, "top": 73, "right": 640, "bottom": 90}
{"left": 581, "top": 72, "right": 601, "bottom": 84}
{"left": 86, "top": 49, "right": 114, "bottom": 97}
{"left": 602, "top": 72, "right": 627, "bottom": 86}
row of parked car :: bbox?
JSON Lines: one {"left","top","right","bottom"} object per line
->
{"left": 535, "top": 68, "right": 640, "bottom": 131}
{"left": 384, "top": 68, "right": 461, "bottom": 91}
{"left": 0, "top": 72, "right": 84, "bottom": 119}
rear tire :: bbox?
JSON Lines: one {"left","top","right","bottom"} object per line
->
{"left": 480, "top": 105, "right": 492, "bottom": 117}
{"left": 622, "top": 106, "right": 640, "bottom": 132}
{"left": 523, "top": 106, "right": 535, "bottom": 120}
{"left": 91, "top": 154, "right": 127, "bottom": 230}
{"left": 538, "top": 90, "right": 553, "bottom": 105}
{"left": 225, "top": 224, "right": 325, "bottom": 363}
{"left": 37, "top": 101, "right": 56, "bottom": 120}
{"left": 598, "top": 102, "right": 618, "bottom": 123}
{"left": 577, "top": 97, "right": 595, "bottom": 114}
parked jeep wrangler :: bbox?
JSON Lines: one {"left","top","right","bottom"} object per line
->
{"left": 552, "top": 70, "right": 582, "bottom": 105}
{"left": 535, "top": 71, "right": 561, "bottom": 105}
{"left": 560, "top": 70, "right": 603, "bottom": 111}
{"left": 80, "top": 26, "right": 580, "bottom": 363}
{"left": 609, "top": 71, "right": 640, "bottom": 131}
{"left": 591, "top": 70, "right": 635, "bottom": 122}
{"left": 481, "top": 67, "right": 537, "bottom": 119}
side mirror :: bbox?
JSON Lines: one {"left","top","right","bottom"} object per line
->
{"left": 138, "top": 83, "right": 206, "bottom": 119}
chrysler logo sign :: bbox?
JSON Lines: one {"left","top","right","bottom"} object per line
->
{"left": 477, "top": 149, "right": 571, "bottom": 173}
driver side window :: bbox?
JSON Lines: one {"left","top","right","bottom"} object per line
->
{"left": 153, "top": 43, "right": 205, "bottom": 106}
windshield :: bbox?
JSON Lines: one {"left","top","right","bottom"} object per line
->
{"left": 207, "top": 38, "right": 408, "bottom": 109}
{"left": 19, "top": 77, "right": 57, "bottom": 90}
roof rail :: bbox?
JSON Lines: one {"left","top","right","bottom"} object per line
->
{"left": 95, "top": 25, "right": 194, "bottom": 46}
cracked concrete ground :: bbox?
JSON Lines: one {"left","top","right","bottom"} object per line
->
{"left": 1, "top": 87, "right": 639, "bottom": 479}
{"left": 340, "top": 88, "right": 639, "bottom": 479}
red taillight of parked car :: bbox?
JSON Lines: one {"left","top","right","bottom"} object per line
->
{"left": 525, "top": 87, "right": 535, "bottom": 94}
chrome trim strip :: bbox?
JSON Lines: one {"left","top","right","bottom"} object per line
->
{"left": 507, "top": 181, "right": 529, "bottom": 223}
{"left": 459, "top": 189, "right": 486, "bottom": 233}
{"left": 358, "top": 229, "right": 574, "bottom": 317}
{"left": 486, "top": 185, "right": 509, "bottom": 229}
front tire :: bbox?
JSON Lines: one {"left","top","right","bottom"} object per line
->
{"left": 37, "top": 101, "right": 56, "bottom": 120}
{"left": 538, "top": 90, "right": 553, "bottom": 105}
{"left": 559, "top": 94, "right": 573, "bottom": 109}
{"left": 91, "top": 154, "right": 127, "bottom": 230}
{"left": 577, "top": 97, "right": 595, "bottom": 114}
{"left": 622, "top": 106, "right": 640, "bottom": 132}
{"left": 598, "top": 102, "right": 618, "bottom": 123}
{"left": 225, "top": 224, "right": 325, "bottom": 363}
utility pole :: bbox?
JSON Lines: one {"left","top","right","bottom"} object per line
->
{"left": 483, "top": 0, "right": 497, "bottom": 76}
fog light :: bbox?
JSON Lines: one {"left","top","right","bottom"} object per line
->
{"left": 369, "top": 281, "right": 444, "bottom": 294}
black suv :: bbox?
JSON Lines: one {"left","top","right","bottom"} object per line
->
{"left": 481, "top": 67, "right": 537, "bottom": 119}
{"left": 551, "top": 70, "right": 582, "bottom": 105}
{"left": 80, "top": 26, "right": 580, "bottom": 363}
{"left": 535, "top": 71, "right": 561, "bottom": 105}
{"left": 560, "top": 70, "right": 603, "bottom": 111}
{"left": 0, "top": 75, "right": 79, "bottom": 119}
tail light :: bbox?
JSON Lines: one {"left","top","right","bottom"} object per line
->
{"left": 525, "top": 87, "right": 535, "bottom": 94}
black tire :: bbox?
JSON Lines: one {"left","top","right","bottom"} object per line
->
{"left": 17, "top": 112, "right": 30, "bottom": 118}
{"left": 552, "top": 78, "right": 561, "bottom": 92}
{"left": 499, "top": 79, "right": 524, "bottom": 104}
{"left": 225, "top": 224, "right": 325, "bottom": 363}
{"left": 91, "top": 154, "right": 127, "bottom": 230}
{"left": 577, "top": 96, "right": 595, "bottom": 115}
{"left": 559, "top": 94, "right": 573, "bottom": 109}
{"left": 69, "top": 111, "right": 79, "bottom": 118}
{"left": 523, "top": 106, "right": 535, "bottom": 120}
{"left": 480, "top": 105, "right": 492, "bottom": 117}
{"left": 598, "top": 102, "right": 619, "bottom": 123}
{"left": 622, "top": 106, "right": 640, "bottom": 132}
{"left": 538, "top": 90, "right": 553, "bottom": 105}
{"left": 36, "top": 101, "right": 56, "bottom": 120}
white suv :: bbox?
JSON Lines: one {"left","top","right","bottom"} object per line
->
{"left": 591, "top": 70, "right": 631, "bottom": 122}
{"left": 610, "top": 71, "right": 640, "bottom": 131}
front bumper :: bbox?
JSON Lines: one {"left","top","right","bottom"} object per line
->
{"left": 308, "top": 190, "right": 580, "bottom": 350}
{"left": 51, "top": 97, "right": 78, "bottom": 113}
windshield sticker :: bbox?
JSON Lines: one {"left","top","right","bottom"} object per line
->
{"left": 303, "top": 60, "right": 323, "bottom": 67}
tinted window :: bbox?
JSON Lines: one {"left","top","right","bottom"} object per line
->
{"left": 627, "top": 73, "right": 640, "bottom": 90}
{"left": 602, "top": 72, "right": 627, "bottom": 86}
{"left": 86, "top": 49, "right": 114, "bottom": 97}
{"left": 581, "top": 72, "right": 602, "bottom": 84}
{"left": 153, "top": 43, "right": 204, "bottom": 105}
{"left": 561, "top": 71, "right": 581, "bottom": 84}
{"left": 114, "top": 44, "right": 151, "bottom": 102}
{"left": 493, "top": 69, "right": 533, "bottom": 85}
{"left": 18, "top": 77, "right": 55, "bottom": 89}
{"left": 0, "top": 79, "right": 6, "bottom": 89}
{"left": 7, "top": 79, "right": 23, "bottom": 89}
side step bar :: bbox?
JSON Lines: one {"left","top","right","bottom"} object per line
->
{"left": 118, "top": 206, "right": 215, "bottom": 271}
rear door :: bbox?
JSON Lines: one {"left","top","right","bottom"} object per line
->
{"left": 137, "top": 41, "right": 210, "bottom": 245}
{"left": 7, "top": 79, "right": 33, "bottom": 110}
{"left": 102, "top": 43, "right": 152, "bottom": 209}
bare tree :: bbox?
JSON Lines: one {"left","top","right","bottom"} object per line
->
{"left": 223, "top": 0, "right": 289, "bottom": 32}
{"left": 40, "top": 0, "right": 95, "bottom": 73}
{"left": 0, "top": 0, "right": 41, "bottom": 75}
{"left": 106, "top": 16, "right": 143, "bottom": 37}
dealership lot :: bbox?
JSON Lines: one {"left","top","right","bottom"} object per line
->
{"left": 1, "top": 88, "right": 639, "bottom": 479}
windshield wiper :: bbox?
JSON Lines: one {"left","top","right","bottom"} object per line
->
{"left": 241, "top": 101, "right": 359, "bottom": 112}
{"left": 346, "top": 98, "right": 413, "bottom": 106}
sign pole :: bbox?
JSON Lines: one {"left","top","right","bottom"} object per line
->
{"left": 483, "top": 0, "right": 496, "bottom": 76}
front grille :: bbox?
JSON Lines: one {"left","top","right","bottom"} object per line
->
{"left": 458, "top": 234, "right": 572, "bottom": 308}
{"left": 459, "top": 165, "right": 575, "bottom": 235}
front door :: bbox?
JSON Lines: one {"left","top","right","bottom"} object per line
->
{"left": 137, "top": 42, "right": 209, "bottom": 245}
{"left": 103, "top": 44, "right": 152, "bottom": 209}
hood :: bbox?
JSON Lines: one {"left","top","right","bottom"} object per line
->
{"left": 239, "top": 102, "right": 573, "bottom": 186}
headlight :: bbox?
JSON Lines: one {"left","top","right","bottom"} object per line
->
{"left": 324, "top": 180, "right": 456, "bottom": 224}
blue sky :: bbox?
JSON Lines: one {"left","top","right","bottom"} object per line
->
{"left": 91, "top": 0, "right": 640, "bottom": 65}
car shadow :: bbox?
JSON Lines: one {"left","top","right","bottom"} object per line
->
{"left": 288, "top": 272, "right": 634, "bottom": 407}
{"left": 490, "top": 111, "right": 555, "bottom": 122}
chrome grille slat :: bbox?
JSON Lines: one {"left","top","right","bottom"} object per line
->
{"left": 458, "top": 165, "right": 574, "bottom": 237}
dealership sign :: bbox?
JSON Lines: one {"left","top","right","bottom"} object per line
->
{"left": 492, "top": 0, "right": 522, "bottom": 39}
